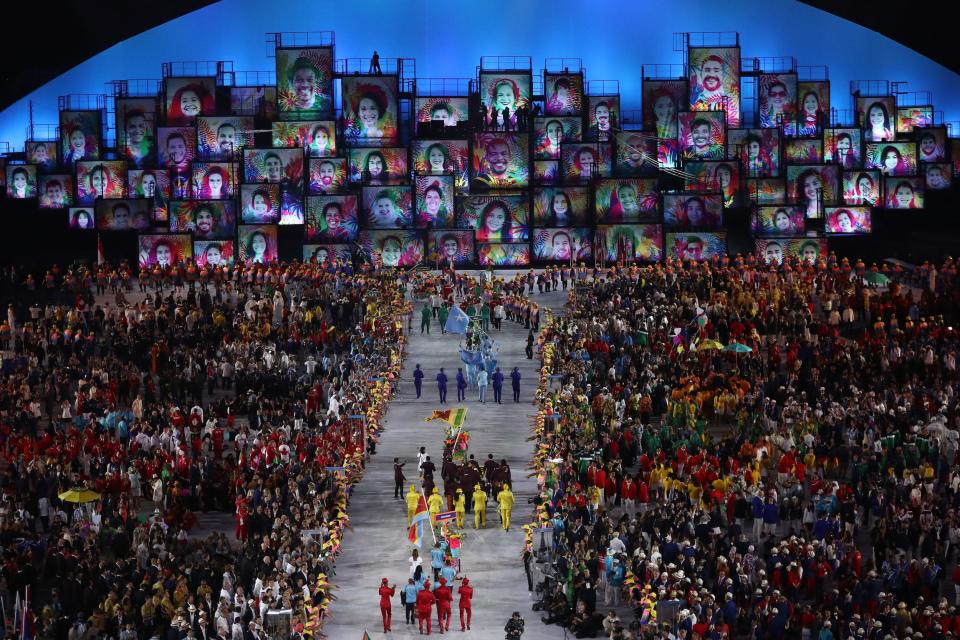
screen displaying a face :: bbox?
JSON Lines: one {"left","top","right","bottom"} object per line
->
{"left": 794, "top": 81, "right": 829, "bottom": 136}
{"left": 783, "top": 139, "right": 823, "bottom": 164}
{"left": 190, "top": 162, "right": 236, "bottom": 200}
{"left": 165, "top": 77, "right": 215, "bottom": 125}
{"left": 38, "top": 175, "right": 73, "bottom": 209}
{"left": 763, "top": 237, "right": 827, "bottom": 265}
{"left": 477, "top": 243, "right": 530, "bottom": 267}
{"left": 884, "top": 176, "right": 924, "bottom": 209}
{"left": 679, "top": 112, "right": 725, "bottom": 160}
{"left": 458, "top": 195, "right": 529, "bottom": 242}
{"left": 196, "top": 117, "right": 253, "bottom": 161}
{"left": 824, "top": 207, "right": 871, "bottom": 234}
{"left": 663, "top": 194, "right": 723, "bottom": 230}
{"left": 642, "top": 80, "right": 686, "bottom": 138}
{"left": 896, "top": 106, "right": 934, "bottom": 134}
{"left": 26, "top": 141, "right": 58, "bottom": 173}
{"left": 348, "top": 148, "right": 408, "bottom": 185}
{"left": 139, "top": 234, "right": 192, "bottom": 268}
{"left": 412, "top": 140, "right": 469, "bottom": 191}
{"left": 305, "top": 195, "right": 359, "bottom": 242}
{"left": 360, "top": 229, "right": 424, "bottom": 267}
{"left": 308, "top": 158, "right": 348, "bottom": 195}
{"left": 430, "top": 231, "right": 475, "bottom": 266}
{"left": 157, "top": 127, "right": 197, "bottom": 172}
{"left": 170, "top": 200, "right": 237, "bottom": 239}
{"left": 534, "top": 117, "right": 583, "bottom": 160}
{"left": 479, "top": 73, "right": 531, "bottom": 126}
{"left": 342, "top": 76, "right": 400, "bottom": 145}
{"left": 615, "top": 132, "right": 657, "bottom": 177}
{"left": 864, "top": 142, "right": 918, "bottom": 176}
{"left": 230, "top": 86, "right": 277, "bottom": 119}
{"left": 533, "top": 228, "right": 592, "bottom": 262}
{"left": 544, "top": 73, "right": 584, "bottom": 116}
{"left": 415, "top": 176, "right": 456, "bottom": 228}
{"left": 472, "top": 133, "right": 529, "bottom": 188}
{"left": 76, "top": 161, "right": 126, "bottom": 205}
{"left": 116, "top": 98, "right": 156, "bottom": 169}
{"left": 728, "top": 128, "right": 780, "bottom": 177}
{"left": 128, "top": 169, "right": 171, "bottom": 222}
{"left": 823, "top": 128, "right": 862, "bottom": 168}
{"left": 665, "top": 232, "right": 726, "bottom": 261}
{"left": 595, "top": 178, "right": 659, "bottom": 223}
{"left": 271, "top": 120, "right": 336, "bottom": 158}
{"left": 688, "top": 47, "right": 740, "bottom": 127}
{"left": 303, "top": 243, "right": 352, "bottom": 265}
{"left": 787, "top": 165, "right": 840, "bottom": 217}
{"left": 758, "top": 74, "right": 797, "bottom": 129}
{"left": 560, "top": 143, "right": 612, "bottom": 183}
{"left": 534, "top": 161, "right": 559, "bottom": 185}
{"left": 194, "top": 240, "right": 235, "bottom": 268}
{"left": 532, "top": 187, "right": 591, "bottom": 226}
{"left": 752, "top": 206, "right": 805, "bottom": 236}
{"left": 587, "top": 96, "right": 619, "bottom": 141}
{"left": 239, "top": 184, "right": 281, "bottom": 224}
{"left": 924, "top": 163, "right": 952, "bottom": 190}
{"left": 684, "top": 161, "right": 740, "bottom": 208}
{"left": 842, "top": 171, "right": 881, "bottom": 206}
{"left": 69, "top": 207, "right": 95, "bottom": 230}
{"left": 362, "top": 186, "right": 413, "bottom": 228}
{"left": 238, "top": 225, "right": 279, "bottom": 264}
{"left": 242, "top": 148, "right": 305, "bottom": 224}
{"left": 96, "top": 199, "right": 151, "bottom": 231}
{"left": 915, "top": 128, "right": 946, "bottom": 163}
{"left": 276, "top": 47, "right": 334, "bottom": 120}
{"left": 415, "top": 97, "right": 469, "bottom": 131}
{"left": 858, "top": 96, "right": 897, "bottom": 142}
{"left": 596, "top": 224, "right": 663, "bottom": 262}
{"left": 60, "top": 110, "right": 101, "bottom": 165}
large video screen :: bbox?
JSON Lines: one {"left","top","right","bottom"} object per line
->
{"left": 614, "top": 132, "right": 657, "bottom": 177}
{"left": 308, "top": 158, "right": 348, "bottom": 195}
{"left": 534, "top": 117, "right": 582, "bottom": 160}
{"left": 786, "top": 164, "right": 840, "bottom": 218}
{"left": 128, "top": 169, "right": 171, "bottom": 222}
{"left": 477, "top": 243, "right": 530, "bottom": 267}
{"left": 76, "top": 161, "right": 126, "bottom": 205}
{"left": 60, "top": 110, "right": 101, "bottom": 165}
{"left": 642, "top": 79, "right": 686, "bottom": 138}
{"left": 360, "top": 229, "right": 424, "bottom": 267}
{"left": 864, "top": 142, "right": 917, "bottom": 176}
{"left": 415, "top": 176, "right": 456, "bottom": 228}
{"left": 664, "top": 232, "right": 726, "bottom": 261}
{"left": 238, "top": 224, "right": 279, "bottom": 264}
{"left": 116, "top": 98, "right": 156, "bottom": 169}
{"left": 458, "top": 194, "right": 529, "bottom": 241}
{"left": 752, "top": 206, "right": 805, "bottom": 236}
{"left": 823, "top": 128, "right": 862, "bottom": 168}
{"left": 884, "top": 176, "right": 924, "bottom": 209}
{"left": 412, "top": 139, "right": 469, "bottom": 190}
{"left": 684, "top": 161, "right": 740, "bottom": 208}
{"left": 925, "top": 163, "right": 952, "bottom": 190}
{"left": 688, "top": 46, "right": 740, "bottom": 126}
{"left": 68, "top": 207, "right": 95, "bottom": 229}
{"left": 305, "top": 195, "right": 359, "bottom": 242}
{"left": 303, "top": 243, "right": 353, "bottom": 265}
{"left": 415, "top": 97, "right": 470, "bottom": 131}
{"left": 596, "top": 224, "right": 663, "bottom": 262}
{"left": 348, "top": 147, "right": 408, "bottom": 185}
{"left": 824, "top": 206, "right": 872, "bottom": 234}
{"left": 729, "top": 128, "right": 780, "bottom": 177}
{"left": 587, "top": 96, "right": 619, "bottom": 141}
{"left": 230, "top": 86, "right": 276, "bottom": 119}
{"left": 362, "top": 186, "right": 414, "bottom": 228}
{"left": 744, "top": 178, "right": 786, "bottom": 206}
{"left": 471, "top": 133, "right": 529, "bottom": 188}
{"left": 157, "top": 127, "right": 196, "bottom": 172}
{"left": 534, "top": 160, "right": 559, "bottom": 185}
{"left": 196, "top": 116, "right": 253, "bottom": 161}
{"left": 783, "top": 138, "right": 822, "bottom": 164}
{"left": 138, "top": 234, "right": 192, "bottom": 268}
{"left": 242, "top": 148, "right": 305, "bottom": 224}
{"left": 663, "top": 194, "right": 723, "bottom": 230}
{"left": 271, "top": 121, "right": 336, "bottom": 158}
{"left": 478, "top": 73, "right": 531, "bottom": 128}
{"left": 842, "top": 170, "right": 881, "bottom": 206}
{"left": 595, "top": 178, "right": 659, "bottom": 223}
{"left": 38, "top": 175, "right": 73, "bottom": 209}
{"left": 679, "top": 112, "right": 725, "bottom": 160}
{"left": 239, "top": 184, "right": 281, "bottom": 224}
{"left": 916, "top": 128, "right": 947, "bottom": 162}
{"left": 532, "top": 228, "right": 592, "bottom": 262}
{"left": 794, "top": 81, "right": 829, "bottom": 136}
{"left": 560, "top": 143, "right": 612, "bottom": 182}
{"left": 342, "top": 76, "right": 399, "bottom": 145}
{"left": 194, "top": 240, "right": 235, "bottom": 269}
{"left": 897, "top": 106, "right": 934, "bottom": 134}
{"left": 275, "top": 46, "right": 334, "bottom": 120}
{"left": 95, "top": 199, "right": 151, "bottom": 231}
{"left": 169, "top": 200, "right": 237, "bottom": 240}
{"left": 190, "top": 162, "right": 236, "bottom": 200}
{"left": 532, "top": 187, "right": 591, "bottom": 226}
{"left": 858, "top": 96, "right": 897, "bottom": 142}
{"left": 544, "top": 73, "right": 584, "bottom": 116}
{"left": 758, "top": 73, "right": 797, "bottom": 129}
{"left": 165, "top": 77, "right": 216, "bottom": 125}
{"left": 26, "top": 141, "right": 58, "bottom": 173}
{"left": 430, "top": 230, "right": 475, "bottom": 266}
{"left": 755, "top": 237, "right": 827, "bottom": 265}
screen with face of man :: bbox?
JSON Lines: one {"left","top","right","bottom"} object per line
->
{"left": 242, "top": 148, "right": 304, "bottom": 224}
{"left": 169, "top": 200, "right": 237, "bottom": 239}
{"left": 415, "top": 176, "right": 456, "bottom": 228}
{"left": 116, "top": 98, "right": 157, "bottom": 169}
{"left": 688, "top": 46, "right": 740, "bottom": 127}
{"left": 271, "top": 120, "right": 337, "bottom": 158}
{"left": 276, "top": 46, "right": 334, "bottom": 120}
{"left": 823, "top": 128, "right": 862, "bottom": 167}
{"left": 560, "top": 143, "right": 612, "bottom": 183}
{"left": 758, "top": 74, "right": 797, "bottom": 129}
{"left": 665, "top": 232, "right": 726, "bottom": 261}
{"left": 915, "top": 127, "right": 947, "bottom": 163}
{"left": 305, "top": 195, "right": 359, "bottom": 242}
{"left": 534, "top": 117, "right": 583, "bottom": 160}
{"left": 663, "top": 194, "right": 724, "bottom": 230}
{"left": 341, "top": 75, "right": 400, "bottom": 145}
{"left": 75, "top": 160, "right": 126, "bottom": 205}
{"left": 471, "top": 133, "right": 529, "bottom": 189}
{"left": 596, "top": 224, "right": 663, "bottom": 262}
{"left": 614, "top": 132, "right": 658, "bottom": 177}
{"left": 532, "top": 187, "right": 591, "bottom": 226}
{"left": 138, "top": 234, "right": 193, "bottom": 268}
{"left": 60, "top": 110, "right": 102, "bottom": 166}
{"left": 157, "top": 127, "right": 197, "bottom": 172}
{"left": 414, "top": 97, "right": 470, "bottom": 132}
{"left": 532, "top": 228, "right": 592, "bottom": 262}
{"left": 308, "top": 158, "right": 348, "bottom": 195}
{"left": 587, "top": 96, "right": 619, "bottom": 142}
{"left": 25, "top": 141, "right": 59, "bottom": 174}
{"left": 348, "top": 148, "right": 408, "bottom": 186}
{"left": 38, "top": 175, "right": 73, "bottom": 209}
{"left": 476, "top": 243, "right": 530, "bottom": 267}
{"left": 194, "top": 240, "right": 235, "bottom": 268}
{"left": 238, "top": 224, "right": 279, "bottom": 264}
{"left": 196, "top": 117, "right": 253, "bottom": 161}
{"left": 458, "top": 195, "right": 529, "bottom": 242}
{"left": 95, "top": 199, "right": 151, "bottom": 231}
{"left": 362, "top": 186, "right": 413, "bottom": 229}
{"left": 430, "top": 230, "right": 475, "bottom": 266}
{"left": 679, "top": 112, "right": 725, "bottom": 160}
{"left": 543, "top": 73, "right": 584, "bottom": 116}
{"left": 924, "top": 163, "right": 953, "bottom": 190}
{"left": 594, "top": 178, "right": 659, "bottom": 224}
{"left": 359, "top": 229, "right": 424, "bottom": 267}
{"left": 165, "top": 77, "right": 216, "bottom": 125}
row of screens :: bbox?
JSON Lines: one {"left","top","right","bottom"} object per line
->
{"left": 132, "top": 227, "right": 739, "bottom": 268}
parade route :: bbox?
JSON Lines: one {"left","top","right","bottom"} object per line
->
{"left": 323, "top": 288, "right": 567, "bottom": 639}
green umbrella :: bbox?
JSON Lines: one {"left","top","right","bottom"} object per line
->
{"left": 862, "top": 272, "right": 891, "bottom": 285}
{"left": 724, "top": 342, "right": 753, "bottom": 353}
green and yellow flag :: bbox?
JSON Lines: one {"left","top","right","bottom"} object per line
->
{"left": 425, "top": 407, "right": 467, "bottom": 429}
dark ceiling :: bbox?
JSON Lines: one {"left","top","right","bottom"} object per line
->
{"left": 1, "top": 1, "right": 957, "bottom": 112}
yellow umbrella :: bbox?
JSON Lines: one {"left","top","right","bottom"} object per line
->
{"left": 696, "top": 339, "right": 724, "bottom": 351}
{"left": 58, "top": 487, "right": 102, "bottom": 503}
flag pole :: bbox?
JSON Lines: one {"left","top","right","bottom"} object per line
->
{"left": 420, "top": 488, "right": 437, "bottom": 544}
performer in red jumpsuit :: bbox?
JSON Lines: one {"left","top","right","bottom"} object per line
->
{"left": 416, "top": 581, "right": 436, "bottom": 634}
{"left": 378, "top": 577, "right": 396, "bottom": 633}
{"left": 434, "top": 577, "right": 453, "bottom": 633}
{"left": 234, "top": 497, "right": 248, "bottom": 541}
{"left": 458, "top": 577, "right": 474, "bottom": 631}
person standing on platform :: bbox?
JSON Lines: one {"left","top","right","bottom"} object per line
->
{"left": 421, "top": 304, "right": 431, "bottom": 334}
{"left": 458, "top": 578, "right": 474, "bottom": 631}
{"left": 497, "top": 483, "right": 515, "bottom": 531}
{"left": 456, "top": 368, "right": 467, "bottom": 402}
{"left": 435, "top": 577, "right": 453, "bottom": 632}
{"left": 378, "top": 578, "right": 396, "bottom": 633}
{"left": 472, "top": 483, "right": 487, "bottom": 529}
{"left": 491, "top": 367, "right": 504, "bottom": 404}
{"left": 477, "top": 368, "right": 488, "bottom": 404}
{"left": 394, "top": 457, "right": 406, "bottom": 499}
{"left": 438, "top": 304, "right": 449, "bottom": 334}
{"left": 511, "top": 367, "right": 522, "bottom": 402}
{"left": 369, "top": 50, "right": 382, "bottom": 75}
{"left": 413, "top": 363, "right": 424, "bottom": 398}
{"left": 416, "top": 581, "right": 436, "bottom": 635}
{"left": 436, "top": 368, "right": 448, "bottom": 403}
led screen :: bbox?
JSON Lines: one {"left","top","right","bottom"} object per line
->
{"left": 68, "top": 207, "right": 95, "bottom": 230}
{"left": 596, "top": 224, "right": 663, "bottom": 262}
{"left": 916, "top": 128, "right": 947, "bottom": 162}
{"left": 532, "top": 187, "right": 591, "bottom": 226}
{"left": 271, "top": 120, "right": 336, "bottom": 157}
{"left": 858, "top": 96, "right": 897, "bottom": 142}
{"left": 684, "top": 161, "right": 740, "bottom": 208}
{"left": 360, "top": 229, "right": 424, "bottom": 267}
{"left": 679, "top": 111, "right": 725, "bottom": 160}
{"left": 755, "top": 237, "right": 827, "bottom": 265}
{"left": 758, "top": 73, "right": 797, "bottom": 129}
{"left": 614, "top": 132, "right": 657, "bottom": 177}
{"left": 128, "top": 169, "right": 171, "bottom": 221}
{"left": 663, "top": 194, "right": 723, "bottom": 230}
{"left": 342, "top": 75, "right": 400, "bottom": 145}
{"left": 348, "top": 147, "right": 408, "bottom": 185}
{"left": 594, "top": 178, "right": 658, "bottom": 223}
{"left": 471, "top": 133, "right": 529, "bottom": 188}
{"left": 430, "top": 230, "right": 475, "bottom": 266}
{"left": 642, "top": 79, "right": 686, "bottom": 138}
{"left": 116, "top": 98, "right": 156, "bottom": 168}
{"left": 308, "top": 157, "right": 348, "bottom": 195}
{"left": 560, "top": 143, "right": 612, "bottom": 182}
{"left": 239, "top": 184, "right": 281, "bottom": 224}
{"left": 230, "top": 86, "right": 276, "bottom": 119}
{"left": 76, "top": 160, "right": 126, "bottom": 205}
{"left": 824, "top": 206, "right": 871, "bottom": 234}
{"left": 534, "top": 117, "right": 582, "bottom": 160}
{"left": 165, "top": 77, "right": 216, "bottom": 125}
{"left": 169, "top": 200, "right": 237, "bottom": 240}
{"left": 864, "top": 142, "right": 918, "bottom": 176}
{"left": 195, "top": 116, "right": 253, "bottom": 161}
{"left": 190, "top": 162, "right": 237, "bottom": 200}
{"left": 305, "top": 195, "right": 359, "bottom": 242}
{"left": 924, "top": 163, "right": 952, "bottom": 190}
{"left": 60, "top": 110, "right": 101, "bottom": 165}
{"left": 478, "top": 73, "right": 531, "bottom": 128}
{"left": 362, "top": 186, "right": 414, "bottom": 228}
{"left": 477, "top": 243, "right": 530, "bottom": 267}
{"left": 238, "top": 224, "right": 279, "bottom": 264}
{"left": 25, "top": 140, "right": 58, "bottom": 173}
{"left": 842, "top": 170, "right": 881, "bottom": 206}
{"left": 458, "top": 194, "right": 529, "bottom": 241}
{"left": 303, "top": 243, "right": 353, "bottom": 265}
{"left": 38, "top": 174, "right": 73, "bottom": 208}
{"left": 688, "top": 46, "right": 740, "bottom": 126}
{"left": 884, "top": 176, "right": 924, "bottom": 209}
{"left": 783, "top": 138, "right": 822, "bottom": 164}
{"left": 664, "top": 232, "right": 726, "bottom": 261}
{"left": 157, "top": 127, "right": 196, "bottom": 172}
{"left": 786, "top": 164, "right": 840, "bottom": 218}
{"left": 823, "top": 128, "right": 861, "bottom": 168}
{"left": 587, "top": 96, "right": 619, "bottom": 141}
{"left": 744, "top": 178, "right": 786, "bottom": 206}
{"left": 794, "top": 81, "right": 829, "bottom": 136}
{"left": 729, "top": 128, "right": 780, "bottom": 177}
{"left": 412, "top": 139, "right": 469, "bottom": 191}
{"left": 415, "top": 97, "right": 469, "bottom": 131}
{"left": 415, "top": 176, "right": 456, "bottom": 228}
{"left": 242, "top": 148, "right": 304, "bottom": 224}
{"left": 544, "top": 73, "right": 584, "bottom": 116}
{"left": 532, "top": 228, "right": 592, "bottom": 262}
{"left": 138, "top": 234, "right": 192, "bottom": 268}
{"left": 752, "top": 206, "right": 805, "bottom": 236}
{"left": 897, "top": 106, "right": 934, "bottom": 134}
{"left": 194, "top": 240, "right": 235, "bottom": 268}
{"left": 275, "top": 46, "right": 334, "bottom": 120}
{"left": 96, "top": 199, "right": 151, "bottom": 231}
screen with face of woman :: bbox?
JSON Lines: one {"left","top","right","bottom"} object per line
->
{"left": 857, "top": 96, "right": 897, "bottom": 142}
{"left": 75, "top": 160, "right": 126, "bottom": 205}
{"left": 532, "top": 228, "right": 592, "bottom": 262}
{"left": 68, "top": 207, "right": 95, "bottom": 230}
{"left": 479, "top": 73, "right": 531, "bottom": 123}
{"left": 792, "top": 81, "right": 829, "bottom": 136}
{"left": 115, "top": 98, "right": 157, "bottom": 168}
{"left": 348, "top": 147, "right": 408, "bottom": 185}
{"left": 786, "top": 165, "right": 840, "bottom": 209}
{"left": 190, "top": 163, "right": 236, "bottom": 200}
{"left": 362, "top": 186, "right": 413, "bottom": 229}
{"left": 359, "top": 229, "right": 423, "bottom": 267}
{"left": 341, "top": 76, "right": 400, "bottom": 145}
{"left": 308, "top": 158, "right": 348, "bottom": 195}
{"left": 758, "top": 74, "right": 797, "bottom": 129}
{"left": 305, "top": 195, "right": 359, "bottom": 242}
{"left": 412, "top": 139, "right": 469, "bottom": 191}
{"left": 169, "top": 200, "right": 236, "bottom": 239}
{"left": 59, "top": 110, "right": 102, "bottom": 166}
{"left": 594, "top": 178, "right": 659, "bottom": 223}
{"left": 303, "top": 243, "right": 353, "bottom": 265}
{"left": 752, "top": 206, "right": 805, "bottom": 236}
{"left": 165, "top": 77, "right": 215, "bottom": 125}
{"left": 597, "top": 224, "right": 663, "bottom": 262}
{"left": 6, "top": 165, "right": 37, "bottom": 199}
{"left": 193, "top": 240, "right": 235, "bottom": 268}
{"left": 560, "top": 143, "right": 612, "bottom": 183}
{"left": 884, "top": 176, "right": 924, "bottom": 209}
{"left": 276, "top": 47, "right": 334, "bottom": 120}
{"left": 415, "top": 176, "right": 456, "bottom": 228}
{"left": 544, "top": 73, "right": 584, "bottom": 116}
{"left": 458, "top": 195, "right": 529, "bottom": 241}
{"left": 238, "top": 224, "right": 279, "bottom": 264}
{"left": 138, "top": 234, "right": 193, "bottom": 268}
{"left": 841, "top": 170, "right": 881, "bottom": 206}
{"left": 824, "top": 207, "right": 871, "bottom": 235}
{"left": 532, "top": 187, "right": 591, "bottom": 226}
{"left": 823, "top": 128, "right": 862, "bottom": 167}
{"left": 534, "top": 117, "right": 583, "bottom": 160}
{"left": 430, "top": 231, "right": 475, "bottom": 266}
{"left": 270, "top": 120, "right": 337, "bottom": 158}
{"left": 641, "top": 79, "right": 685, "bottom": 136}
{"left": 663, "top": 194, "right": 723, "bottom": 230}
{"left": 26, "top": 141, "right": 59, "bottom": 173}
{"left": 239, "top": 184, "right": 282, "bottom": 224}
{"left": 684, "top": 161, "right": 740, "bottom": 208}
{"left": 864, "top": 142, "right": 917, "bottom": 176}
{"left": 242, "top": 148, "right": 305, "bottom": 224}
{"left": 414, "top": 97, "right": 470, "bottom": 133}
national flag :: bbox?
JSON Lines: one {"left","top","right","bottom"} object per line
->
{"left": 97, "top": 234, "right": 105, "bottom": 266}
{"left": 459, "top": 349, "right": 484, "bottom": 367}
{"left": 424, "top": 407, "right": 467, "bottom": 429}
{"left": 407, "top": 495, "right": 430, "bottom": 547}
{"left": 444, "top": 304, "right": 470, "bottom": 334}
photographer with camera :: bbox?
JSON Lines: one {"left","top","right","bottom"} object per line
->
{"left": 504, "top": 611, "right": 525, "bottom": 639}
